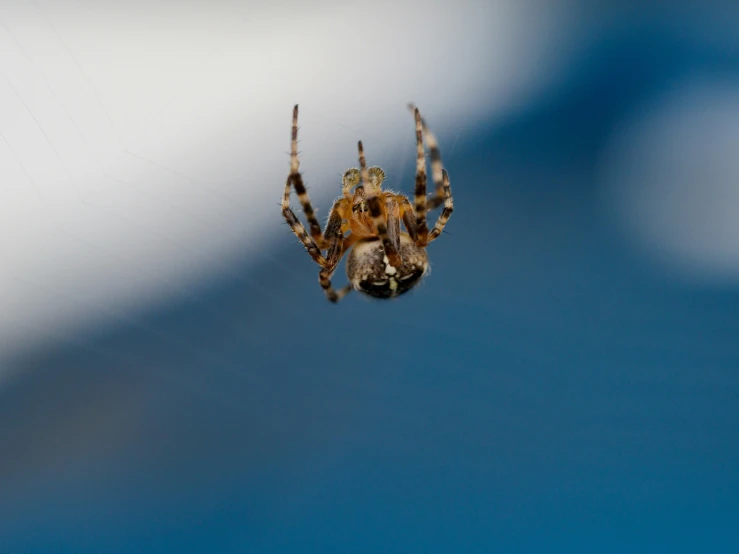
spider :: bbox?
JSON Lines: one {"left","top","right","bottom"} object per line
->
{"left": 281, "top": 104, "right": 453, "bottom": 303}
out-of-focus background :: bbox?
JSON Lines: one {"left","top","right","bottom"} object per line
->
{"left": 1, "top": 1, "right": 738, "bottom": 552}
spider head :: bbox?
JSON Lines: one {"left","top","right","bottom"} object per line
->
{"left": 343, "top": 166, "right": 388, "bottom": 233}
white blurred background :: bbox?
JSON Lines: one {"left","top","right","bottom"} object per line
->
{"left": 598, "top": 78, "right": 739, "bottom": 284}
{"left": 0, "top": 0, "right": 566, "bottom": 376}
{"left": 2, "top": 3, "right": 739, "bottom": 553}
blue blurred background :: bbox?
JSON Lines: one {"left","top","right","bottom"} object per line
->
{"left": 1, "top": 2, "right": 739, "bottom": 553}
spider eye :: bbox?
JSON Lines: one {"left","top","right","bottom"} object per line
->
{"left": 352, "top": 201, "right": 368, "bottom": 213}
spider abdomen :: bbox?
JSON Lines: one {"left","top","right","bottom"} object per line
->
{"left": 346, "top": 235, "right": 429, "bottom": 299}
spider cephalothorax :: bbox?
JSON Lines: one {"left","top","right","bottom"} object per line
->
{"left": 281, "top": 104, "right": 453, "bottom": 303}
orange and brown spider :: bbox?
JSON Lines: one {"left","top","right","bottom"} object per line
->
{"left": 281, "top": 104, "right": 453, "bottom": 303}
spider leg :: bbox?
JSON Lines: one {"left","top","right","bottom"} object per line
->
{"left": 282, "top": 178, "right": 331, "bottom": 267}
{"left": 358, "top": 140, "right": 402, "bottom": 267}
{"left": 426, "top": 193, "right": 446, "bottom": 212}
{"left": 427, "top": 169, "right": 453, "bottom": 242}
{"left": 319, "top": 202, "right": 353, "bottom": 303}
{"left": 409, "top": 106, "right": 430, "bottom": 245}
{"left": 397, "top": 194, "right": 419, "bottom": 243}
{"left": 287, "top": 105, "right": 326, "bottom": 248}
{"left": 408, "top": 104, "right": 454, "bottom": 244}
{"left": 409, "top": 104, "right": 448, "bottom": 212}
{"left": 384, "top": 193, "right": 403, "bottom": 259}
